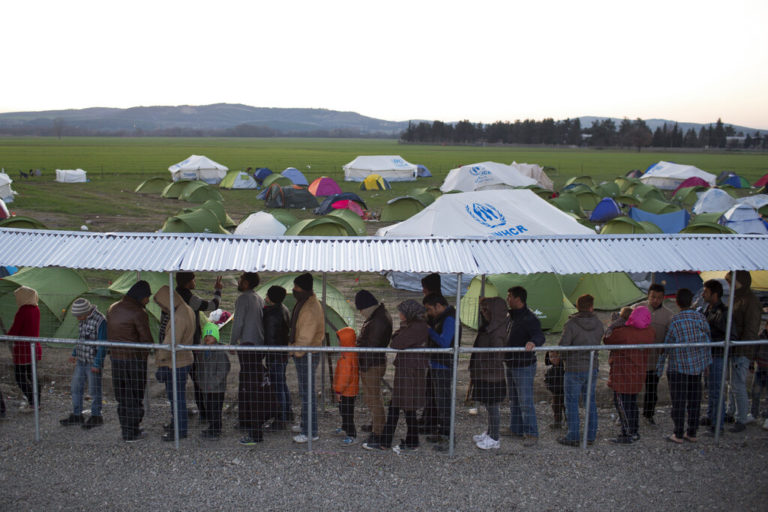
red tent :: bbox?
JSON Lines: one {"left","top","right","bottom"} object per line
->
{"left": 673, "top": 177, "right": 711, "bottom": 196}
{"left": 0, "top": 199, "right": 9, "bottom": 220}
{"left": 308, "top": 176, "right": 342, "bottom": 197}
{"left": 331, "top": 199, "right": 364, "bottom": 217}
{"left": 754, "top": 173, "right": 768, "bottom": 188}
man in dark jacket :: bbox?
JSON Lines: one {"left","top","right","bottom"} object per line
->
{"left": 264, "top": 285, "right": 291, "bottom": 430}
{"left": 354, "top": 290, "right": 393, "bottom": 446}
{"left": 423, "top": 293, "right": 457, "bottom": 450}
{"left": 726, "top": 271, "right": 762, "bottom": 433}
{"left": 175, "top": 272, "right": 222, "bottom": 425}
{"left": 699, "top": 279, "right": 728, "bottom": 430}
{"left": 503, "top": 286, "right": 545, "bottom": 445}
{"left": 107, "top": 280, "right": 153, "bottom": 442}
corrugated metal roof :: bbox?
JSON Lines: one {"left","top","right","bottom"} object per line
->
{"left": 1, "top": 228, "right": 767, "bottom": 274}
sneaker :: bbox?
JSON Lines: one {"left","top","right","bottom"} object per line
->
{"left": 362, "top": 441, "right": 386, "bottom": 451}
{"left": 239, "top": 435, "right": 262, "bottom": 446}
{"left": 293, "top": 434, "right": 319, "bottom": 443}
{"left": 522, "top": 434, "right": 538, "bottom": 447}
{"left": 745, "top": 413, "right": 756, "bottom": 425}
{"left": 291, "top": 424, "right": 302, "bottom": 433}
{"left": 341, "top": 436, "right": 356, "bottom": 446}
{"left": 729, "top": 422, "right": 747, "bottom": 433}
{"left": 631, "top": 432, "right": 640, "bottom": 442}
{"left": 59, "top": 414, "right": 84, "bottom": 426}
{"left": 557, "top": 437, "right": 579, "bottom": 447}
{"left": 473, "top": 432, "right": 488, "bottom": 443}
{"left": 81, "top": 415, "right": 103, "bottom": 430}
{"left": 393, "top": 440, "right": 418, "bottom": 454}
{"left": 609, "top": 435, "right": 634, "bottom": 445}
{"left": 19, "top": 400, "right": 34, "bottom": 414}
{"left": 475, "top": 435, "right": 500, "bottom": 450}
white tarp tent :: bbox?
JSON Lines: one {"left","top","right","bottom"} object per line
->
{"left": 692, "top": 188, "right": 738, "bottom": 215}
{"left": 722, "top": 204, "right": 768, "bottom": 234}
{"left": 511, "top": 161, "right": 554, "bottom": 190}
{"left": 440, "top": 162, "right": 538, "bottom": 193}
{"left": 169, "top": 155, "right": 228, "bottom": 184}
{"left": 343, "top": 155, "right": 417, "bottom": 182}
{"left": 234, "top": 212, "right": 288, "bottom": 236}
{"left": 640, "top": 161, "right": 717, "bottom": 190}
{"left": 55, "top": 169, "right": 87, "bottom": 183}
{"left": 0, "top": 173, "right": 16, "bottom": 203}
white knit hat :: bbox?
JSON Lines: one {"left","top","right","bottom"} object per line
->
{"left": 70, "top": 298, "right": 93, "bottom": 317}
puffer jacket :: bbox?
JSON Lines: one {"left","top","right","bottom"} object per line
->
{"left": 107, "top": 295, "right": 153, "bottom": 360}
{"left": 333, "top": 327, "right": 359, "bottom": 397}
{"left": 153, "top": 286, "right": 195, "bottom": 369}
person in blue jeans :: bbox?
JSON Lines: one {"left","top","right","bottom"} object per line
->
{"left": 60, "top": 298, "right": 108, "bottom": 429}
{"left": 698, "top": 279, "right": 728, "bottom": 431}
{"left": 556, "top": 294, "right": 604, "bottom": 446}
{"left": 423, "top": 293, "right": 457, "bottom": 451}
{"left": 503, "top": 286, "right": 545, "bottom": 445}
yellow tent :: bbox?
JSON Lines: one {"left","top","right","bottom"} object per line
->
{"left": 699, "top": 271, "right": 768, "bottom": 291}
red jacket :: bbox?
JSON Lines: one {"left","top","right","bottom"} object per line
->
{"left": 604, "top": 325, "right": 654, "bottom": 394}
{"left": 333, "top": 327, "right": 359, "bottom": 397}
{"left": 9, "top": 304, "right": 41, "bottom": 365}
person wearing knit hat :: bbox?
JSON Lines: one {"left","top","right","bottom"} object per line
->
{"left": 61, "top": 297, "right": 108, "bottom": 429}
{"left": 264, "top": 286, "right": 292, "bottom": 431}
{"left": 198, "top": 322, "right": 230, "bottom": 439}
{"left": 354, "top": 289, "right": 393, "bottom": 447}
{"left": 421, "top": 273, "right": 441, "bottom": 296}
{"left": 8, "top": 286, "right": 41, "bottom": 412}
{"left": 293, "top": 272, "right": 314, "bottom": 292}
{"left": 107, "top": 281, "right": 154, "bottom": 442}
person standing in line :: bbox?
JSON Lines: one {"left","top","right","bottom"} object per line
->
{"left": 697, "top": 279, "right": 728, "bottom": 431}
{"left": 198, "top": 322, "right": 231, "bottom": 440}
{"left": 724, "top": 271, "right": 762, "bottom": 433}
{"left": 230, "top": 272, "right": 265, "bottom": 446}
{"left": 60, "top": 298, "right": 108, "bottom": 429}
{"left": 8, "top": 286, "right": 41, "bottom": 412}
{"left": 333, "top": 327, "right": 359, "bottom": 445}
{"left": 153, "top": 285, "right": 196, "bottom": 442}
{"left": 365, "top": 300, "right": 429, "bottom": 453}
{"left": 107, "top": 280, "right": 153, "bottom": 442}
{"left": 604, "top": 306, "right": 655, "bottom": 444}
{"left": 556, "top": 294, "right": 604, "bottom": 447}
{"left": 503, "top": 286, "right": 545, "bottom": 446}
{"left": 634, "top": 284, "right": 674, "bottom": 426}
{"left": 354, "top": 290, "right": 393, "bottom": 448}
{"left": 263, "top": 285, "right": 292, "bottom": 430}
{"left": 289, "top": 273, "right": 325, "bottom": 444}
{"left": 174, "top": 272, "right": 222, "bottom": 426}
{"left": 470, "top": 297, "right": 508, "bottom": 450}
{"left": 657, "top": 288, "right": 712, "bottom": 444}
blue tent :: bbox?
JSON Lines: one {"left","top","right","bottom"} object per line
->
{"left": 416, "top": 165, "right": 432, "bottom": 178}
{"left": 253, "top": 167, "right": 273, "bottom": 184}
{"left": 0, "top": 265, "right": 18, "bottom": 278}
{"left": 632, "top": 271, "right": 704, "bottom": 295}
{"left": 589, "top": 197, "right": 622, "bottom": 223}
{"left": 628, "top": 207, "right": 690, "bottom": 233}
{"left": 281, "top": 167, "right": 309, "bottom": 186}
{"left": 314, "top": 193, "right": 367, "bottom": 215}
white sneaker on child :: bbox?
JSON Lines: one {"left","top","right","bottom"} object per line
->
{"left": 475, "top": 436, "right": 500, "bottom": 450}
{"left": 472, "top": 432, "right": 488, "bottom": 443}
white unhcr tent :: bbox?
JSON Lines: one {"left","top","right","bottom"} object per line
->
{"left": 440, "top": 161, "right": 538, "bottom": 193}
{"left": 0, "top": 172, "right": 16, "bottom": 202}
{"left": 511, "top": 162, "right": 554, "bottom": 190}
{"left": 640, "top": 161, "right": 716, "bottom": 190}
{"left": 343, "top": 155, "right": 417, "bottom": 182}
{"left": 169, "top": 155, "right": 228, "bottom": 184}
{"left": 55, "top": 169, "right": 87, "bottom": 183}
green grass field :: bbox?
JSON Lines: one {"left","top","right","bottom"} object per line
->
{"left": 1, "top": 137, "right": 767, "bottom": 232}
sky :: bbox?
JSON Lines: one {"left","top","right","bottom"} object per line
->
{"left": 3, "top": 0, "right": 768, "bottom": 129}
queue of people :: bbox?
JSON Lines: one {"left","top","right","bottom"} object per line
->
{"left": 3, "top": 271, "right": 767, "bottom": 451}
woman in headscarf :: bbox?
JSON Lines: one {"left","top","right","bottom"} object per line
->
{"left": 8, "top": 286, "right": 41, "bottom": 411}
{"left": 469, "top": 296, "right": 508, "bottom": 450}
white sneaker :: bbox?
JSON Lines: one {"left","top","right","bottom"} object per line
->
{"left": 292, "top": 434, "right": 319, "bottom": 443}
{"left": 745, "top": 413, "right": 756, "bottom": 424}
{"left": 291, "top": 424, "right": 302, "bottom": 433}
{"left": 472, "top": 432, "right": 488, "bottom": 443}
{"left": 476, "top": 436, "right": 501, "bottom": 450}
{"left": 762, "top": 418, "right": 768, "bottom": 431}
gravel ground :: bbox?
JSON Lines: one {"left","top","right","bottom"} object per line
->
{"left": 1, "top": 390, "right": 767, "bottom": 511}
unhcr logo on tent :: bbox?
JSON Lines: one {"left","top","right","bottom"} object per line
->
{"left": 466, "top": 202, "right": 506, "bottom": 228}
{"left": 469, "top": 166, "right": 491, "bottom": 176}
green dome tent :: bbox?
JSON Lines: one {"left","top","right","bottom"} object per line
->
{"left": 284, "top": 217, "right": 352, "bottom": 236}
{"left": 673, "top": 186, "right": 709, "bottom": 208}
{"left": 54, "top": 288, "right": 126, "bottom": 339}
{"left": 564, "top": 175, "right": 596, "bottom": 188}
{"left": 460, "top": 274, "right": 576, "bottom": 332}
{"left": 549, "top": 194, "right": 586, "bottom": 218}
{"left": 219, "top": 170, "right": 257, "bottom": 189}
{"left": 380, "top": 196, "right": 426, "bottom": 222}
{"left": 109, "top": 271, "right": 167, "bottom": 340}
{"left": 600, "top": 216, "right": 651, "bottom": 234}
{"left": 614, "top": 177, "right": 642, "bottom": 193}
{"left": 560, "top": 273, "right": 644, "bottom": 311}
{"left": 595, "top": 182, "right": 620, "bottom": 198}
{"left": 135, "top": 176, "right": 170, "bottom": 194}
{"left": 161, "top": 208, "right": 229, "bottom": 234}
{"left": 680, "top": 222, "right": 736, "bottom": 234}
{"left": 0, "top": 216, "right": 47, "bottom": 229}
{"left": 161, "top": 180, "right": 189, "bottom": 199}
{"left": 0, "top": 267, "right": 88, "bottom": 338}
{"left": 262, "top": 174, "right": 293, "bottom": 189}
{"left": 179, "top": 181, "right": 224, "bottom": 203}
{"left": 327, "top": 209, "right": 367, "bottom": 236}
{"left": 638, "top": 198, "right": 680, "bottom": 215}
{"left": 268, "top": 209, "right": 299, "bottom": 228}
{"left": 200, "top": 200, "right": 236, "bottom": 229}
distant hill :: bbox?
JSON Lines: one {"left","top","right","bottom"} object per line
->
{"left": 577, "top": 116, "right": 766, "bottom": 136}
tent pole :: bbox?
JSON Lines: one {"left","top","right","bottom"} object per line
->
{"left": 321, "top": 273, "right": 327, "bottom": 408}
{"left": 715, "top": 271, "right": 737, "bottom": 443}
{"left": 169, "top": 272, "right": 180, "bottom": 450}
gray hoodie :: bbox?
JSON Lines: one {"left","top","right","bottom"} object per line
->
{"left": 558, "top": 312, "right": 605, "bottom": 373}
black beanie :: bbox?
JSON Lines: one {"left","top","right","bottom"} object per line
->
{"left": 355, "top": 290, "right": 378, "bottom": 310}
{"left": 126, "top": 280, "right": 151, "bottom": 302}
{"left": 176, "top": 272, "right": 195, "bottom": 287}
{"left": 421, "top": 273, "right": 441, "bottom": 294}
{"left": 267, "top": 285, "right": 287, "bottom": 304}
{"left": 294, "top": 272, "right": 314, "bottom": 292}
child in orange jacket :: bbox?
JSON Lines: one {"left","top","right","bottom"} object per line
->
{"left": 334, "top": 327, "right": 359, "bottom": 445}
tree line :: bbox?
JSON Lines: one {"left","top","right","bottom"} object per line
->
{"left": 400, "top": 118, "right": 767, "bottom": 150}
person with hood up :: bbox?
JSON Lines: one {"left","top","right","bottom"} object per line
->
{"left": 556, "top": 294, "right": 604, "bottom": 447}
{"left": 198, "top": 322, "right": 231, "bottom": 439}
{"left": 333, "top": 327, "right": 359, "bottom": 445}
{"left": 364, "top": 299, "right": 429, "bottom": 453}
{"left": 469, "top": 297, "right": 508, "bottom": 450}
{"left": 154, "top": 285, "right": 196, "bottom": 442}
{"left": 8, "top": 286, "right": 41, "bottom": 412}
{"left": 604, "top": 306, "right": 655, "bottom": 444}
{"left": 107, "top": 280, "right": 153, "bottom": 442}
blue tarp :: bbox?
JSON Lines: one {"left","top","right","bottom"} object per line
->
{"left": 589, "top": 197, "right": 622, "bottom": 223}
{"left": 629, "top": 207, "right": 690, "bottom": 233}
{"left": 416, "top": 165, "right": 432, "bottom": 178}
{"left": 281, "top": 167, "right": 309, "bottom": 186}
{"left": 253, "top": 167, "right": 272, "bottom": 183}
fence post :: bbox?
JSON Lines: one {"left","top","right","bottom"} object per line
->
{"left": 31, "top": 341, "right": 40, "bottom": 442}
{"left": 449, "top": 273, "right": 462, "bottom": 456}
{"left": 307, "top": 351, "right": 313, "bottom": 452}
{"left": 715, "top": 271, "right": 737, "bottom": 443}
{"left": 582, "top": 350, "right": 595, "bottom": 449}
{"left": 169, "top": 272, "right": 180, "bottom": 450}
